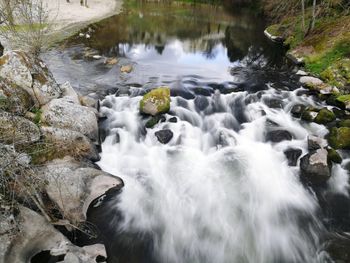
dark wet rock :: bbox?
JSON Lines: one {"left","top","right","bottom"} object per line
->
{"left": 328, "top": 127, "right": 350, "bottom": 149}
{"left": 0, "top": 110, "right": 40, "bottom": 144}
{"left": 337, "top": 119, "right": 350, "bottom": 128}
{"left": 335, "top": 95, "right": 350, "bottom": 110}
{"left": 284, "top": 148, "right": 302, "bottom": 166}
{"left": 300, "top": 149, "right": 331, "bottom": 184}
{"left": 145, "top": 115, "right": 164, "bottom": 128}
{"left": 168, "top": 117, "right": 177, "bottom": 123}
{"left": 326, "top": 235, "right": 350, "bottom": 263}
{"left": 155, "top": 129, "right": 173, "bottom": 144}
{"left": 301, "top": 108, "right": 318, "bottom": 122}
{"left": 263, "top": 97, "right": 283, "bottom": 108}
{"left": 308, "top": 135, "right": 328, "bottom": 151}
{"left": 191, "top": 87, "right": 212, "bottom": 96}
{"left": 291, "top": 104, "right": 306, "bottom": 118}
{"left": 140, "top": 87, "right": 171, "bottom": 116}
{"left": 194, "top": 96, "right": 209, "bottom": 111}
{"left": 314, "top": 108, "right": 336, "bottom": 124}
{"left": 327, "top": 148, "right": 342, "bottom": 164}
{"left": 266, "top": 130, "right": 293, "bottom": 143}
{"left": 0, "top": 42, "right": 3, "bottom": 56}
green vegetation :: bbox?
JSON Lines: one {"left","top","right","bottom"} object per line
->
{"left": 30, "top": 107, "right": 43, "bottom": 125}
{"left": 314, "top": 108, "right": 336, "bottom": 124}
{"left": 263, "top": 0, "right": 350, "bottom": 90}
{"left": 328, "top": 127, "right": 350, "bottom": 149}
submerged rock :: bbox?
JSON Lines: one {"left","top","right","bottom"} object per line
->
{"left": 291, "top": 104, "right": 306, "bottom": 118}
{"left": 155, "top": 129, "right": 173, "bottom": 144}
{"left": 284, "top": 148, "right": 302, "bottom": 166}
{"left": 265, "top": 130, "right": 293, "bottom": 143}
{"left": 120, "top": 65, "right": 133, "bottom": 73}
{"left": 328, "top": 127, "right": 350, "bottom": 149}
{"left": 300, "top": 148, "right": 331, "bottom": 184}
{"left": 0, "top": 110, "right": 40, "bottom": 144}
{"left": 140, "top": 87, "right": 171, "bottom": 116}
{"left": 41, "top": 98, "right": 98, "bottom": 141}
{"left": 145, "top": 115, "right": 165, "bottom": 129}
{"left": 314, "top": 108, "right": 336, "bottom": 124}
{"left": 0, "top": 51, "right": 61, "bottom": 106}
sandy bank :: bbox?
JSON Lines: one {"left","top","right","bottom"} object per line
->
{"left": 44, "top": 0, "right": 123, "bottom": 36}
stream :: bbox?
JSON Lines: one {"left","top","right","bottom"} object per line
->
{"left": 42, "top": 1, "right": 350, "bottom": 262}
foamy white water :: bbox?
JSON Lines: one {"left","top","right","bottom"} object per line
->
{"left": 97, "top": 88, "right": 342, "bottom": 263}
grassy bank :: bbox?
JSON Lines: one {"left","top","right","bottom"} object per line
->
{"left": 265, "top": 5, "right": 350, "bottom": 92}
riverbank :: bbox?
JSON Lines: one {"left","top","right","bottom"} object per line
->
{"left": 264, "top": 5, "right": 349, "bottom": 93}
{"left": 45, "top": 0, "right": 123, "bottom": 41}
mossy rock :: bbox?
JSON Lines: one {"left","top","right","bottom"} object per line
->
{"left": 145, "top": 115, "right": 165, "bottom": 128}
{"left": 327, "top": 148, "right": 342, "bottom": 164}
{"left": 314, "top": 108, "right": 336, "bottom": 124}
{"left": 140, "top": 87, "right": 171, "bottom": 116}
{"left": 301, "top": 108, "right": 318, "bottom": 122}
{"left": 335, "top": 95, "right": 350, "bottom": 110}
{"left": 338, "top": 119, "right": 350, "bottom": 128}
{"left": 328, "top": 127, "right": 350, "bottom": 149}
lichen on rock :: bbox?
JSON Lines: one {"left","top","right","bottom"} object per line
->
{"left": 140, "top": 87, "right": 171, "bottom": 116}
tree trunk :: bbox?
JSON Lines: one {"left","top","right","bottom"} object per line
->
{"left": 311, "top": 0, "right": 317, "bottom": 31}
{"left": 301, "top": 0, "right": 305, "bottom": 34}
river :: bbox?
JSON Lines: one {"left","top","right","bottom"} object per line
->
{"left": 42, "top": 1, "right": 350, "bottom": 262}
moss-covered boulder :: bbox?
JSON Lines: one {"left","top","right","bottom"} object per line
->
{"left": 335, "top": 95, "right": 350, "bottom": 110}
{"left": 327, "top": 148, "right": 342, "bottom": 164}
{"left": 301, "top": 108, "right": 319, "bottom": 122}
{"left": 314, "top": 108, "right": 336, "bottom": 124}
{"left": 338, "top": 119, "right": 350, "bottom": 127}
{"left": 328, "top": 127, "right": 350, "bottom": 149}
{"left": 140, "top": 87, "right": 171, "bottom": 116}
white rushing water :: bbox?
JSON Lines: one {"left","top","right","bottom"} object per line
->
{"left": 97, "top": 87, "right": 347, "bottom": 263}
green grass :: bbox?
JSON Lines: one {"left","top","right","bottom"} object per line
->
{"left": 306, "top": 40, "right": 350, "bottom": 74}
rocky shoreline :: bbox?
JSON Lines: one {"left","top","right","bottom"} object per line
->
{"left": 0, "top": 50, "right": 123, "bottom": 262}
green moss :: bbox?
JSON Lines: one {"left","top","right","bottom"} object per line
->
{"left": 338, "top": 119, "right": 350, "bottom": 128}
{"left": 314, "top": 108, "right": 336, "bottom": 124}
{"left": 327, "top": 148, "right": 342, "bottom": 164}
{"left": 30, "top": 107, "right": 42, "bottom": 125}
{"left": 140, "top": 87, "right": 171, "bottom": 115}
{"left": 306, "top": 40, "right": 350, "bottom": 76}
{"left": 328, "top": 127, "right": 350, "bottom": 149}
{"left": 266, "top": 24, "right": 281, "bottom": 36}
{"left": 335, "top": 95, "right": 350, "bottom": 109}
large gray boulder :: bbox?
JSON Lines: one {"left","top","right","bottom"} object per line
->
{"left": 0, "top": 51, "right": 61, "bottom": 106}
{"left": 0, "top": 110, "right": 40, "bottom": 144}
{"left": 41, "top": 98, "right": 98, "bottom": 140}
{"left": 0, "top": 78, "right": 34, "bottom": 115}
{"left": 41, "top": 126, "right": 100, "bottom": 161}
{"left": 38, "top": 157, "right": 124, "bottom": 223}
{"left": 2, "top": 206, "right": 107, "bottom": 263}
{"left": 300, "top": 148, "right": 331, "bottom": 184}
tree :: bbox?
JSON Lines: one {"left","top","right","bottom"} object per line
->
{"left": 0, "top": 0, "right": 55, "bottom": 56}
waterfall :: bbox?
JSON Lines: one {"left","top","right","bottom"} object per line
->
{"left": 97, "top": 87, "right": 339, "bottom": 263}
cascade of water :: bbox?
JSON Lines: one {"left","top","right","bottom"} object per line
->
{"left": 97, "top": 87, "right": 346, "bottom": 263}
